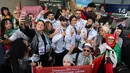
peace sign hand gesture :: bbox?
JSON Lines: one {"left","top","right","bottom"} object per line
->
{"left": 77, "top": 28, "right": 81, "bottom": 35}
{"left": 36, "top": 62, "right": 42, "bottom": 69}
{"left": 83, "top": 32, "right": 87, "bottom": 41}
{"left": 70, "top": 28, "right": 74, "bottom": 36}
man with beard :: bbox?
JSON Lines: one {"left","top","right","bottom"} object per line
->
{"left": 36, "top": 11, "right": 59, "bottom": 29}
{"left": 78, "top": 17, "right": 97, "bottom": 50}
{"left": 75, "top": 10, "right": 87, "bottom": 31}
{"left": 44, "top": 12, "right": 56, "bottom": 24}
{"left": 85, "top": 17, "right": 97, "bottom": 41}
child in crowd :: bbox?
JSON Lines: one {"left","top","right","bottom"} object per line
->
{"left": 63, "top": 54, "right": 75, "bottom": 66}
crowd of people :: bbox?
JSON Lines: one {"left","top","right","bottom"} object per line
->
{"left": 0, "top": 2, "right": 129, "bottom": 73}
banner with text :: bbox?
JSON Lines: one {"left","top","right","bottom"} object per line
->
{"left": 36, "top": 65, "right": 92, "bottom": 73}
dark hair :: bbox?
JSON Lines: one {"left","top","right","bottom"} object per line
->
{"left": 1, "top": 7, "right": 11, "bottom": 16}
{"left": 45, "top": 21, "right": 52, "bottom": 25}
{"left": 66, "top": 8, "right": 71, "bottom": 12}
{"left": 27, "top": 13, "right": 34, "bottom": 17}
{"left": 1, "top": 18, "right": 12, "bottom": 38}
{"left": 71, "top": 47, "right": 82, "bottom": 54}
{"left": 117, "top": 25, "right": 123, "bottom": 37}
{"left": 9, "top": 38, "right": 28, "bottom": 59}
{"left": 37, "top": 20, "right": 45, "bottom": 24}
{"left": 88, "top": 2, "right": 96, "bottom": 8}
{"left": 106, "top": 15, "right": 114, "bottom": 25}
{"left": 61, "top": 8, "right": 66, "bottom": 12}
{"left": 117, "top": 24, "right": 124, "bottom": 29}
{"left": 59, "top": 16, "right": 67, "bottom": 21}
{"left": 75, "top": 9, "right": 81, "bottom": 12}
{"left": 99, "top": 4, "right": 105, "bottom": 9}
{"left": 47, "top": 12, "right": 54, "bottom": 16}
{"left": 45, "top": 21, "right": 52, "bottom": 29}
{"left": 69, "top": 15, "right": 77, "bottom": 22}
{"left": 87, "top": 17, "right": 95, "bottom": 23}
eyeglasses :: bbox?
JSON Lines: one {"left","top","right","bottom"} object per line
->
{"left": 14, "top": 13, "right": 20, "bottom": 14}
{"left": 108, "top": 38, "right": 114, "bottom": 40}
{"left": 83, "top": 49, "right": 90, "bottom": 52}
{"left": 5, "top": 22, "right": 12, "bottom": 24}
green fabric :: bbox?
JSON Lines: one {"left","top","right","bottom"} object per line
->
{"left": 12, "top": 18, "right": 19, "bottom": 27}
{"left": 113, "top": 43, "right": 121, "bottom": 63}
{"left": 35, "top": 19, "right": 40, "bottom": 23}
{"left": 97, "top": 43, "right": 121, "bottom": 63}
{"left": 5, "top": 28, "right": 18, "bottom": 37}
{"left": 98, "top": 52, "right": 105, "bottom": 57}
{"left": 84, "top": 57, "right": 90, "bottom": 65}
{"left": 44, "top": 33, "right": 51, "bottom": 49}
{"left": 44, "top": 30, "right": 51, "bottom": 36}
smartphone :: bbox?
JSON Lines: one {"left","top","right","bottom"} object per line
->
{"left": 20, "top": 16, "right": 25, "bottom": 22}
{"left": 25, "top": 17, "right": 31, "bottom": 23}
{"left": 20, "top": 11, "right": 26, "bottom": 22}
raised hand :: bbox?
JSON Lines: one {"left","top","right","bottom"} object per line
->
{"left": 40, "top": 10, "right": 48, "bottom": 15}
{"left": 19, "top": 15, "right": 25, "bottom": 25}
{"left": 83, "top": 32, "right": 87, "bottom": 41}
{"left": 62, "top": 31, "right": 66, "bottom": 37}
{"left": 70, "top": 28, "right": 74, "bottom": 36}
{"left": 77, "top": 28, "right": 81, "bottom": 35}
{"left": 36, "top": 62, "right": 42, "bottom": 69}
{"left": 68, "top": 45, "right": 75, "bottom": 54}
{"left": 48, "top": 56, "right": 52, "bottom": 61}
{"left": 58, "top": 4, "right": 62, "bottom": 9}
{"left": 54, "top": 27, "right": 61, "bottom": 34}
{"left": 0, "top": 39, "right": 3, "bottom": 43}
{"left": 3, "top": 34, "right": 8, "bottom": 39}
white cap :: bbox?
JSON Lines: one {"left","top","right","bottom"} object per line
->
{"left": 84, "top": 43, "right": 92, "bottom": 49}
